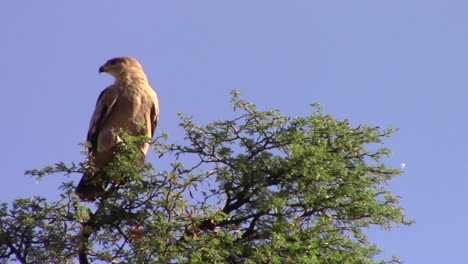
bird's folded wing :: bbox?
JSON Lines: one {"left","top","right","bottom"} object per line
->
{"left": 87, "top": 86, "right": 118, "bottom": 152}
{"left": 150, "top": 97, "right": 160, "bottom": 136}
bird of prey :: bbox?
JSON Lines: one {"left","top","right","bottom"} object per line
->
{"left": 75, "top": 57, "right": 160, "bottom": 201}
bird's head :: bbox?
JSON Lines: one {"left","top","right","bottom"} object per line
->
{"left": 99, "top": 57, "right": 144, "bottom": 80}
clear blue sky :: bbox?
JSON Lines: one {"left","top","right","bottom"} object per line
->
{"left": 1, "top": 1, "right": 467, "bottom": 263}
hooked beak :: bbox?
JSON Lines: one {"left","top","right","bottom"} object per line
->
{"left": 99, "top": 66, "right": 105, "bottom": 73}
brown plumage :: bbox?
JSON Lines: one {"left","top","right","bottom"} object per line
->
{"left": 76, "top": 57, "right": 160, "bottom": 201}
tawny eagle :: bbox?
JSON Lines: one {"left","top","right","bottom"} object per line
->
{"left": 75, "top": 57, "right": 159, "bottom": 201}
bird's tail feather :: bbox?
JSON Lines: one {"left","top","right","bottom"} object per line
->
{"left": 75, "top": 171, "right": 106, "bottom": 202}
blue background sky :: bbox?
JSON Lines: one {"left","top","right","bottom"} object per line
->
{"left": 1, "top": 1, "right": 467, "bottom": 263}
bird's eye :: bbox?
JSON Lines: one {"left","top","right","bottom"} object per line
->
{"left": 109, "top": 59, "right": 117, "bottom": 65}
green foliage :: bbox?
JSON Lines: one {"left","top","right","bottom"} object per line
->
{"left": 0, "top": 91, "right": 412, "bottom": 264}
